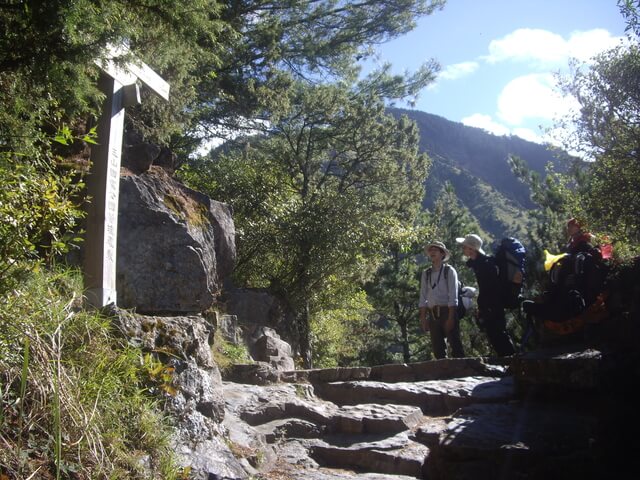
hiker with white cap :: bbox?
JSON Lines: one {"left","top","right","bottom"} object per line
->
{"left": 418, "top": 241, "right": 465, "bottom": 359}
{"left": 456, "top": 234, "right": 515, "bottom": 357}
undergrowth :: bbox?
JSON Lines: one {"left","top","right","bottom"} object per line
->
{"left": 0, "top": 266, "right": 180, "bottom": 479}
{"left": 212, "top": 329, "right": 252, "bottom": 374}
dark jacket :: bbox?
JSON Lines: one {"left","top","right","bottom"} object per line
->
{"left": 466, "top": 253, "right": 502, "bottom": 310}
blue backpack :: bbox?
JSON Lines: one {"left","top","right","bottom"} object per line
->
{"left": 493, "top": 237, "right": 526, "bottom": 309}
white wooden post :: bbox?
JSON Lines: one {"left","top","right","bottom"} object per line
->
{"left": 83, "top": 46, "right": 170, "bottom": 308}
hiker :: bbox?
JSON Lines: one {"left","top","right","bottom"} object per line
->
{"left": 419, "top": 241, "right": 465, "bottom": 359}
{"left": 456, "top": 234, "right": 515, "bottom": 357}
{"left": 565, "top": 218, "right": 600, "bottom": 258}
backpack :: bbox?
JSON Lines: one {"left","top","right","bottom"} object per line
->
{"left": 549, "top": 250, "right": 607, "bottom": 313}
{"left": 426, "top": 264, "right": 467, "bottom": 318}
{"left": 493, "top": 237, "right": 526, "bottom": 309}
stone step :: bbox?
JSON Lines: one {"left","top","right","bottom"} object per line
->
{"left": 510, "top": 346, "right": 639, "bottom": 398}
{"left": 267, "top": 469, "right": 423, "bottom": 480}
{"left": 224, "top": 382, "right": 424, "bottom": 438}
{"left": 314, "top": 375, "right": 514, "bottom": 415}
{"left": 282, "top": 357, "right": 508, "bottom": 384}
{"left": 417, "top": 402, "right": 604, "bottom": 480}
{"left": 245, "top": 401, "right": 424, "bottom": 436}
{"left": 220, "top": 348, "right": 637, "bottom": 479}
{"left": 265, "top": 439, "right": 423, "bottom": 479}
{"left": 309, "top": 432, "right": 429, "bottom": 479}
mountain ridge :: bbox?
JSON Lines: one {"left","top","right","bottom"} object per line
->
{"left": 390, "top": 108, "right": 572, "bottom": 240}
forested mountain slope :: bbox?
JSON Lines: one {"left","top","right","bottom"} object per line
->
{"left": 391, "top": 108, "right": 573, "bottom": 239}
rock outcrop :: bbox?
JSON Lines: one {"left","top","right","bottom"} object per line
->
{"left": 111, "top": 309, "right": 248, "bottom": 479}
{"left": 249, "top": 326, "right": 295, "bottom": 371}
{"left": 117, "top": 167, "right": 235, "bottom": 313}
{"left": 223, "top": 286, "right": 298, "bottom": 351}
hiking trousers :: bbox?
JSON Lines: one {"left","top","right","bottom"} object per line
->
{"left": 428, "top": 306, "right": 465, "bottom": 359}
{"left": 479, "top": 306, "right": 515, "bottom": 357}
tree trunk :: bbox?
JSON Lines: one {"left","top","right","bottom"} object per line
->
{"left": 400, "top": 318, "right": 410, "bottom": 363}
{"left": 395, "top": 298, "right": 411, "bottom": 363}
{"left": 297, "top": 301, "right": 313, "bottom": 369}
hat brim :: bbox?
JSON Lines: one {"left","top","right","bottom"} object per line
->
{"left": 456, "top": 237, "right": 485, "bottom": 255}
{"left": 425, "top": 243, "right": 450, "bottom": 263}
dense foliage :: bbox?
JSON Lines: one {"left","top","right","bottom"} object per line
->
{"left": 0, "top": 0, "right": 448, "bottom": 475}
{"left": 0, "top": 155, "right": 84, "bottom": 291}
{"left": 556, "top": 41, "right": 640, "bottom": 245}
{"left": 1, "top": 0, "right": 445, "bottom": 285}
{"left": 182, "top": 80, "right": 431, "bottom": 366}
{"left": 1, "top": 0, "right": 445, "bottom": 361}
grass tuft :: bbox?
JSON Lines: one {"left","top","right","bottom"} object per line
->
{"left": 0, "top": 267, "right": 181, "bottom": 479}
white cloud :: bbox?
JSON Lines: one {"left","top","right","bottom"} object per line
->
{"left": 485, "top": 28, "right": 567, "bottom": 66}
{"left": 496, "top": 73, "right": 578, "bottom": 126}
{"left": 567, "top": 28, "right": 624, "bottom": 62}
{"left": 427, "top": 61, "right": 479, "bottom": 91}
{"left": 462, "top": 114, "right": 550, "bottom": 144}
{"left": 477, "top": 28, "right": 623, "bottom": 144}
{"left": 422, "top": 27, "right": 625, "bottom": 148}
{"left": 439, "top": 61, "right": 479, "bottom": 80}
{"left": 462, "top": 114, "right": 549, "bottom": 144}
{"left": 461, "top": 113, "right": 510, "bottom": 136}
{"left": 484, "top": 28, "right": 625, "bottom": 67}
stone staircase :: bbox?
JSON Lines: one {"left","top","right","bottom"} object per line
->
{"left": 222, "top": 348, "right": 637, "bottom": 479}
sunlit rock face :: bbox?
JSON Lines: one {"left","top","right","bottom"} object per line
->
{"left": 116, "top": 166, "right": 235, "bottom": 313}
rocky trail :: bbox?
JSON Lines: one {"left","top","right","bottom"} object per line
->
{"left": 105, "top": 156, "right": 640, "bottom": 480}
{"left": 221, "top": 348, "right": 636, "bottom": 480}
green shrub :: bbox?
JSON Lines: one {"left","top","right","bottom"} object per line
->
{"left": 310, "top": 289, "right": 374, "bottom": 368}
{"left": 0, "top": 154, "right": 84, "bottom": 295}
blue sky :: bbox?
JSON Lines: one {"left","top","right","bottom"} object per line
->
{"left": 365, "top": 0, "right": 629, "bottom": 144}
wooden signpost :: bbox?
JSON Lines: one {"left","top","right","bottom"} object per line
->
{"left": 83, "top": 45, "right": 170, "bottom": 308}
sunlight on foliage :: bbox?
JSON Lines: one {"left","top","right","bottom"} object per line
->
{"left": 53, "top": 124, "right": 98, "bottom": 146}
{"left": 310, "top": 286, "right": 374, "bottom": 368}
{"left": 0, "top": 154, "right": 85, "bottom": 294}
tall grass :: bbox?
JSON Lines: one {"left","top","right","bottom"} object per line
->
{"left": 0, "top": 266, "right": 180, "bottom": 479}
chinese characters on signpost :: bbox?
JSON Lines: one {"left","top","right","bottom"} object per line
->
{"left": 83, "top": 46, "right": 170, "bottom": 308}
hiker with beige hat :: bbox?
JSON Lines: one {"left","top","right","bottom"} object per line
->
{"left": 418, "top": 241, "right": 465, "bottom": 359}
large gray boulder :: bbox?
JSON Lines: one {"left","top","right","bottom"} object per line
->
{"left": 117, "top": 167, "right": 235, "bottom": 313}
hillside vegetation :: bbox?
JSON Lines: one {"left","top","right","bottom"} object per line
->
{"left": 393, "top": 108, "right": 573, "bottom": 241}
